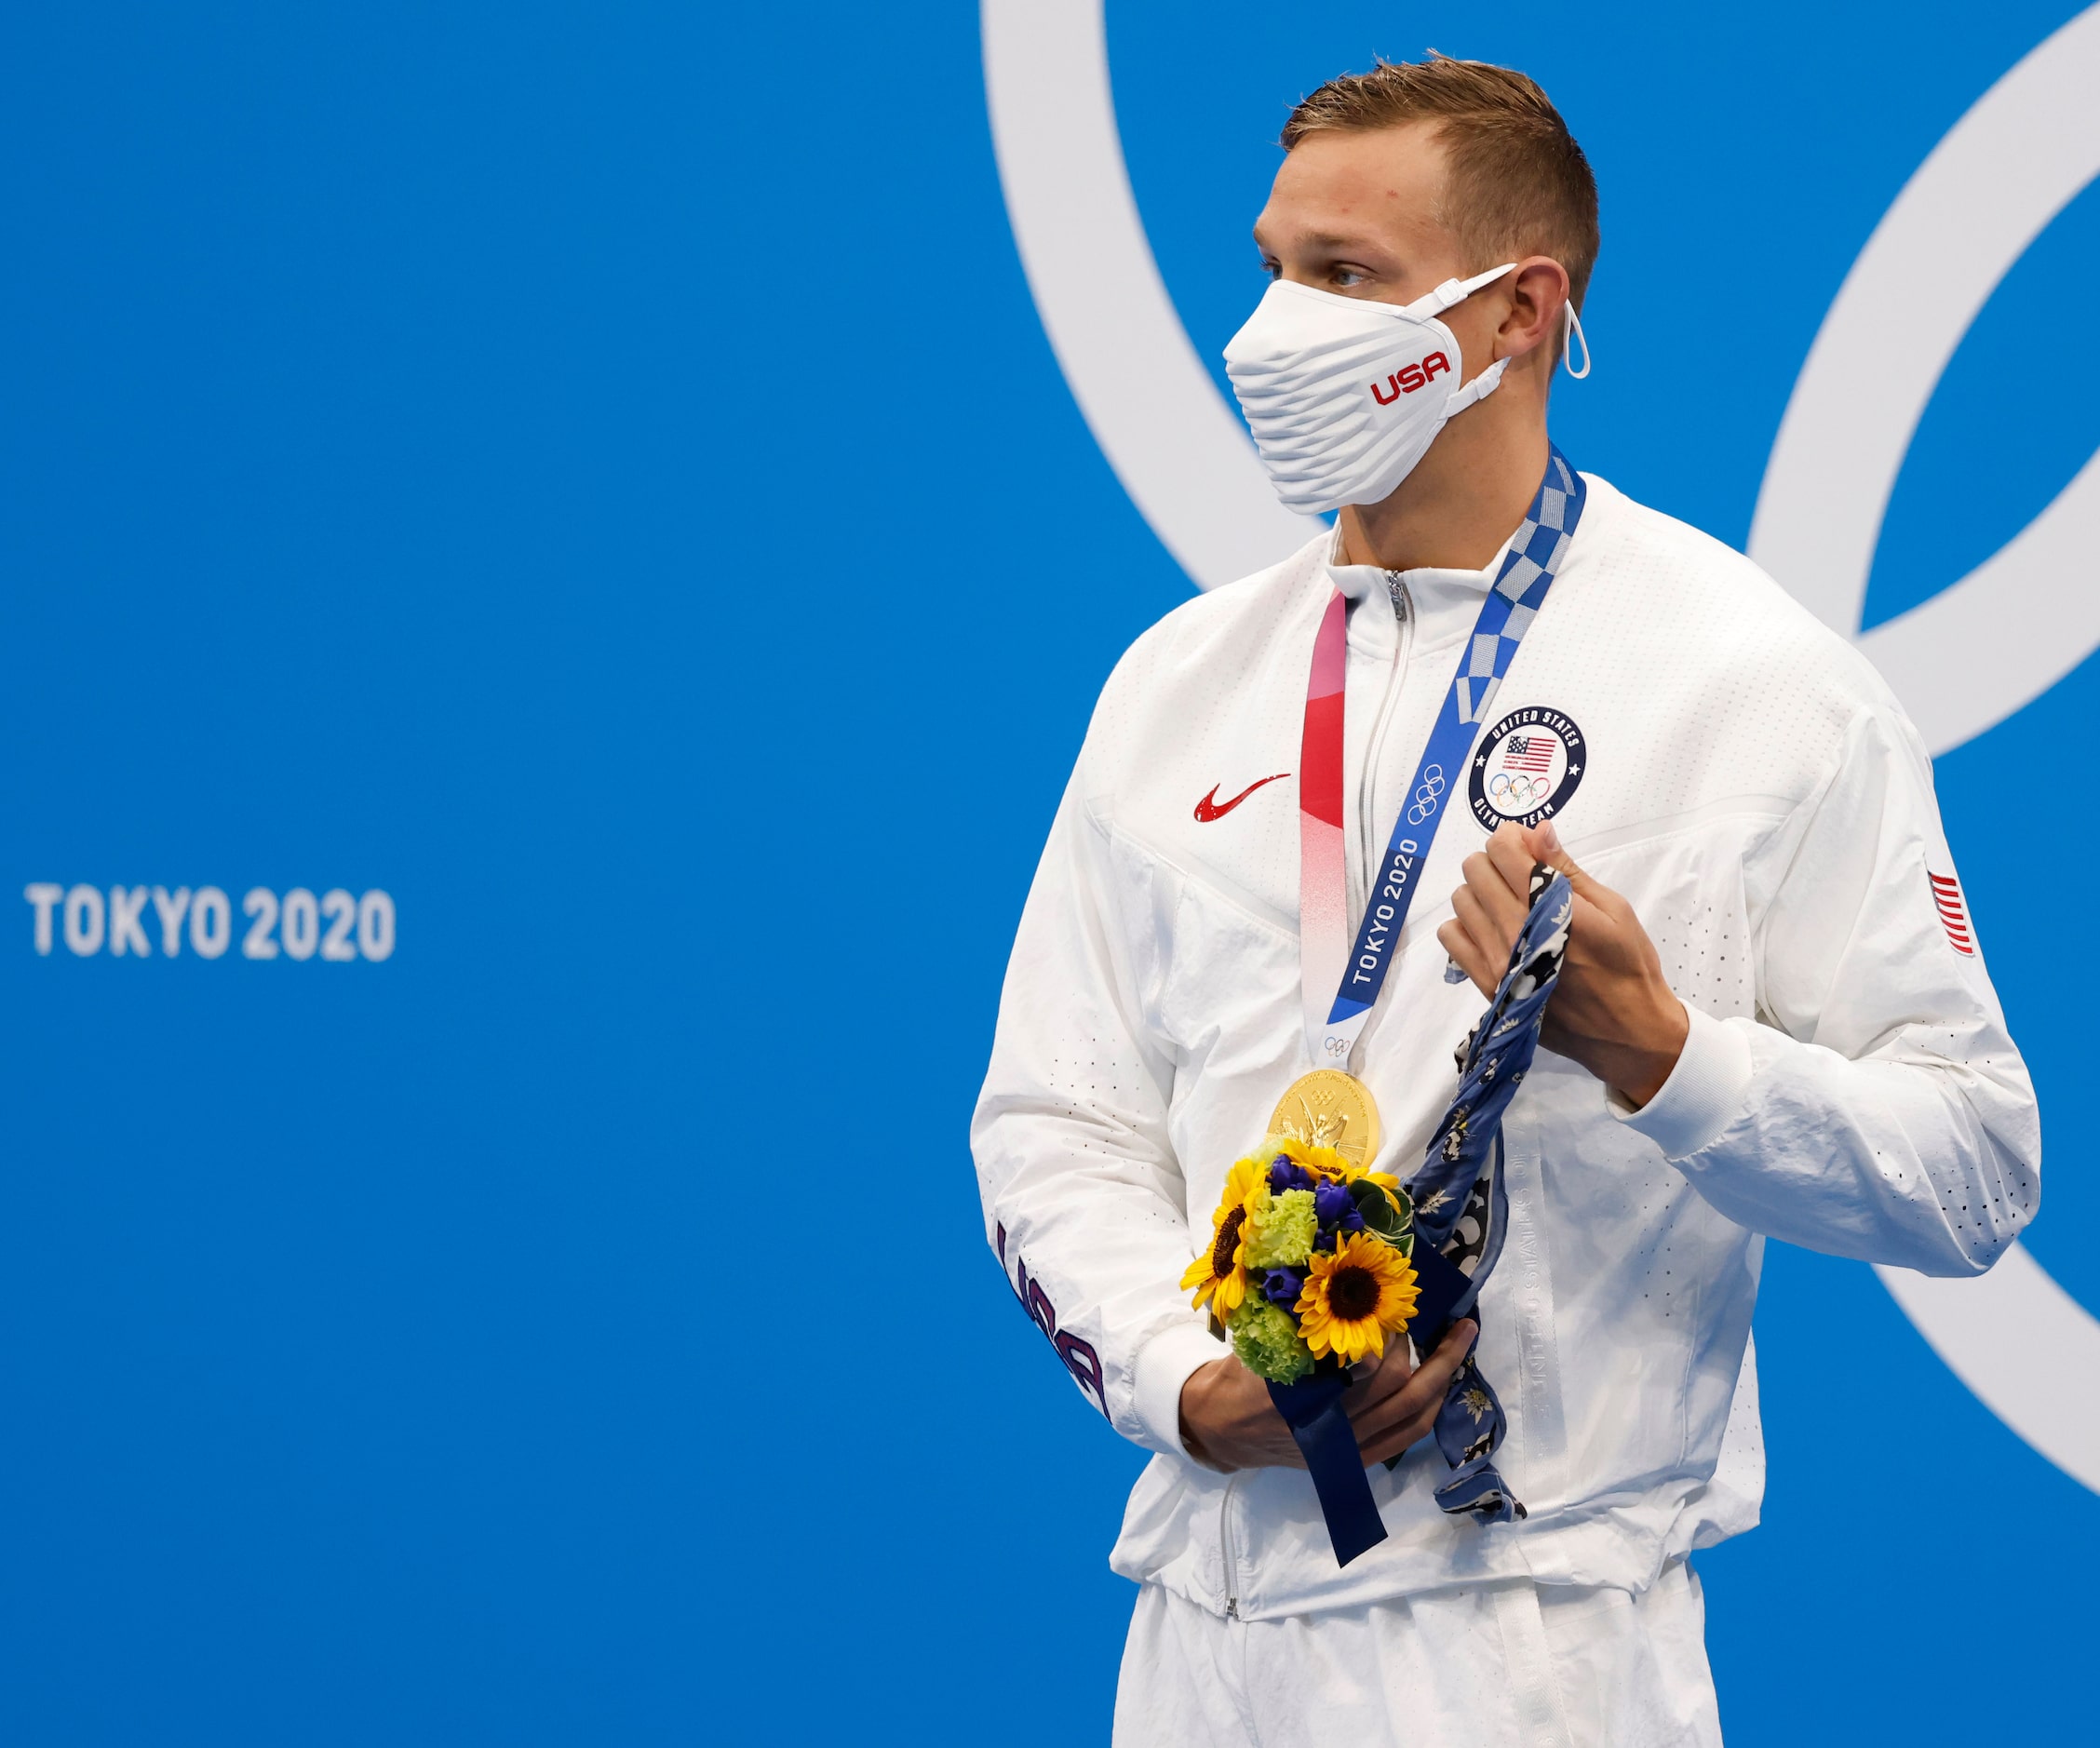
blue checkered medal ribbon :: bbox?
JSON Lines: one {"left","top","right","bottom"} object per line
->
{"left": 1398, "top": 864, "right": 1574, "bottom": 1523}
{"left": 1317, "top": 448, "right": 1587, "bottom": 1067}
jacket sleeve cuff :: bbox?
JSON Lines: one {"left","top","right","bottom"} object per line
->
{"left": 1610, "top": 1002, "right": 1754, "bottom": 1161}
{"left": 1130, "top": 1319, "right": 1227, "bottom": 1459}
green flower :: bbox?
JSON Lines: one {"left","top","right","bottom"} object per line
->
{"left": 1227, "top": 1297, "right": 1314, "bottom": 1384}
{"left": 1243, "top": 1188, "right": 1318, "bottom": 1270}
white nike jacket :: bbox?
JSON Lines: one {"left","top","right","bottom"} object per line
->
{"left": 971, "top": 474, "right": 2039, "bottom": 1621}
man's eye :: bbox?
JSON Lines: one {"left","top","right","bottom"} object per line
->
{"left": 1259, "top": 258, "right": 1281, "bottom": 280}
{"left": 1332, "top": 267, "right": 1366, "bottom": 289}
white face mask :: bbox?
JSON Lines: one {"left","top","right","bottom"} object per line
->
{"left": 1224, "top": 264, "right": 1520, "bottom": 515}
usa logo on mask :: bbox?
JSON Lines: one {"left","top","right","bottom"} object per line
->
{"left": 1369, "top": 352, "right": 1452, "bottom": 406}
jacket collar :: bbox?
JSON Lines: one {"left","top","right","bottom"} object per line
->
{"left": 1321, "top": 521, "right": 1522, "bottom": 661}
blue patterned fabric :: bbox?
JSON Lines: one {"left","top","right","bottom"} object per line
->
{"left": 1403, "top": 864, "right": 1574, "bottom": 1523}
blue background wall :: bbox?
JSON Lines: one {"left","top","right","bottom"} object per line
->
{"left": 0, "top": 3, "right": 2092, "bottom": 1740}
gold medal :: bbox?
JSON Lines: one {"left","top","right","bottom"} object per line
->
{"left": 1268, "top": 1069, "right": 1381, "bottom": 1168}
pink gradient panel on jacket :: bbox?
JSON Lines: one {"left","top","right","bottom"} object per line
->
{"left": 1299, "top": 589, "right": 1351, "bottom": 1051}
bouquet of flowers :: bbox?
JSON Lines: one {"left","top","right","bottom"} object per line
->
{"left": 1176, "top": 864, "right": 1576, "bottom": 1567}
{"left": 1181, "top": 1136, "right": 1420, "bottom": 1384}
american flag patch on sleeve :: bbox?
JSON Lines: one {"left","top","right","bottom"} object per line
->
{"left": 1927, "top": 870, "right": 1973, "bottom": 956}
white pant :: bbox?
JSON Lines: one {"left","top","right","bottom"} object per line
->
{"left": 1112, "top": 1561, "right": 1721, "bottom": 1748}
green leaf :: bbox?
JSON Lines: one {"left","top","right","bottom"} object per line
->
{"left": 1347, "top": 1176, "right": 1413, "bottom": 1246}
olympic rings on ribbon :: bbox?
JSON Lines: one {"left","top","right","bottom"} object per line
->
{"left": 1405, "top": 765, "right": 1448, "bottom": 826}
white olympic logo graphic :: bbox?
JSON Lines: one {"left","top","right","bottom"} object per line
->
{"left": 1406, "top": 766, "right": 1447, "bottom": 825}
{"left": 1489, "top": 772, "right": 1550, "bottom": 810}
{"left": 982, "top": 0, "right": 2100, "bottom": 1490}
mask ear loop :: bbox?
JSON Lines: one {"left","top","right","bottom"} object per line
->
{"left": 1444, "top": 355, "right": 1511, "bottom": 417}
{"left": 1563, "top": 303, "right": 1592, "bottom": 379}
{"left": 1407, "top": 262, "right": 1519, "bottom": 320}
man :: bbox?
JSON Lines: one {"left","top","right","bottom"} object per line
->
{"left": 973, "top": 55, "right": 2037, "bottom": 1746}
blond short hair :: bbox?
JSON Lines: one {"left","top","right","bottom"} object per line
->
{"left": 1282, "top": 55, "right": 1600, "bottom": 308}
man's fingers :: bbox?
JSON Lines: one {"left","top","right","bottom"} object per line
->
{"left": 1483, "top": 824, "right": 1540, "bottom": 898}
{"left": 1339, "top": 1333, "right": 1417, "bottom": 1418}
{"left": 1357, "top": 1406, "right": 1442, "bottom": 1468}
{"left": 1450, "top": 886, "right": 1512, "bottom": 973}
{"left": 1461, "top": 849, "right": 1530, "bottom": 940}
{"left": 1522, "top": 819, "right": 1613, "bottom": 911}
{"left": 1403, "top": 1319, "right": 1476, "bottom": 1405}
{"left": 1350, "top": 1319, "right": 1476, "bottom": 1453}
{"left": 1436, "top": 918, "right": 1497, "bottom": 996}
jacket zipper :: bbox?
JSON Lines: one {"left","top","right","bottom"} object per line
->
{"left": 1220, "top": 1472, "right": 1241, "bottom": 1617}
{"left": 1355, "top": 577, "right": 1415, "bottom": 895}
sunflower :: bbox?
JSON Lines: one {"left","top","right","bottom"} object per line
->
{"left": 1180, "top": 1156, "right": 1268, "bottom": 1315}
{"left": 1295, "top": 1230, "right": 1420, "bottom": 1365}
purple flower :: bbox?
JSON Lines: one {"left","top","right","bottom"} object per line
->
{"left": 1260, "top": 1267, "right": 1306, "bottom": 1309}
{"left": 1269, "top": 1157, "right": 1315, "bottom": 1193}
{"left": 1313, "top": 1179, "right": 1364, "bottom": 1233}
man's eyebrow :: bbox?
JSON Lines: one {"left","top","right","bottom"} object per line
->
{"left": 1253, "top": 228, "right": 1381, "bottom": 254}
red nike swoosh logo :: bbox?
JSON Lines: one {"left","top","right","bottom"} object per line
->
{"left": 1194, "top": 773, "right": 1291, "bottom": 823}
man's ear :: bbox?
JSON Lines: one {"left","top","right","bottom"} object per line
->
{"left": 1497, "top": 257, "right": 1571, "bottom": 365}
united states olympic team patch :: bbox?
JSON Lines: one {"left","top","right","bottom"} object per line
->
{"left": 1468, "top": 706, "right": 1586, "bottom": 831}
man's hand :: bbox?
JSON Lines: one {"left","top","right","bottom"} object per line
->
{"left": 1436, "top": 819, "right": 1689, "bottom": 1107}
{"left": 1177, "top": 1319, "right": 1478, "bottom": 1472}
